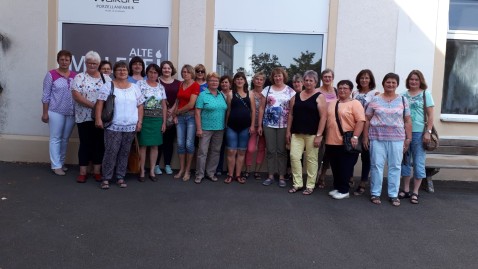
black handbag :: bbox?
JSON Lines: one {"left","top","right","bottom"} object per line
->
{"left": 422, "top": 91, "right": 439, "bottom": 151}
{"left": 93, "top": 80, "right": 115, "bottom": 125}
{"left": 335, "top": 101, "right": 362, "bottom": 153}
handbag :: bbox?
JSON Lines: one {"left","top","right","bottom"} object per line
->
{"left": 422, "top": 91, "right": 439, "bottom": 151}
{"left": 93, "top": 80, "right": 115, "bottom": 126}
{"left": 334, "top": 101, "right": 362, "bottom": 153}
{"left": 127, "top": 135, "right": 141, "bottom": 174}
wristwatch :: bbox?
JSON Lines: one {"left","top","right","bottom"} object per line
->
{"left": 352, "top": 136, "right": 359, "bottom": 139}
{"left": 427, "top": 129, "right": 432, "bottom": 134}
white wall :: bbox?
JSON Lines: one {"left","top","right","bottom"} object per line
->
{"left": 334, "top": 0, "right": 399, "bottom": 87}
{"left": 0, "top": 0, "right": 50, "bottom": 136}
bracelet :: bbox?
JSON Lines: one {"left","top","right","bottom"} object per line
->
{"left": 316, "top": 134, "right": 322, "bottom": 137}
{"left": 352, "top": 136, "right": 359, "bottom": 139}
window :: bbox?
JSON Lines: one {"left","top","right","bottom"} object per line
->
{"left": 442, "top": 0, "right": 478, "bottom": 118}
{"left": 216, "top": 31, "right": 324, "bottom": 85}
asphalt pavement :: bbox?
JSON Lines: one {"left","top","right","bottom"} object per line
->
{"left": 1, "top": 161, "right": 477, "bottom": 269}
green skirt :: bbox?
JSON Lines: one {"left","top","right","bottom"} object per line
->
{"left": 138, "top": 117, "right": 163, "bottom": 146}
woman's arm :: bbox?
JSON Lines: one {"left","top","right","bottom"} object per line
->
{"left": 176, "top": 94, "right": 198, "bottom": 114}
{"left": 161, "top": 99, "right": 167, "bottom": 133}
{"left": 257, "top": 95, "right": 265, "bottom": 136}
{"left": 362, "top": 115, "right": 372, "bottom": 151}
{"left": 195, "top": 108, "right": 203, "bottom": 137}
{"left": 423, "top": 106, "right": 434, "bottom": 143}
{"left": 72, "top": 90, "right": 95, "bottom": 109}
{"left": 94, "top": 100, "right": 104, "bottom": 129}
{"left": 286, "top": 96, "right": 295, "bottom": 145}
{"left": 404, "top": 115, "right": 412, "bottom": 152}
{"left": 249, "top": 94, "right": 256, "bottom": 134}
{"left": 225, "top": 92, "right": 232, "bottom": 127}
{"left": 314, "top": 94, "right": 327, "bottom": 148}
{"left": 136, "top": 104, "right": 144, "bottom": 132}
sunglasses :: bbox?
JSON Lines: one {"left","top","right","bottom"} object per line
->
{"left": 196, "top": 70, "right": 205, "bottom": 74}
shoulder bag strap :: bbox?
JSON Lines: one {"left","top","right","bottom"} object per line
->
{"left": 110, "top": 81, "right": 114, "bottom": 95}
{"left": 100, "top": 72, "right": 106, "bottom": 84}
{"left": 422, "top": 91, "right": 428, "bottom": 124}
{"left": 334, "top": 101, "right": 345, "bottom": 136}
{"left": 402, "top": 96, "right": 406, "bottom": 119}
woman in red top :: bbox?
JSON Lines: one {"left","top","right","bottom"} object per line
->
{"left": 173, "top": 64, "right": 200, "bottom": 181}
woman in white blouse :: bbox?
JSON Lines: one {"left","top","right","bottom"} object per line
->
{"left": 95, "top": 61, "right": 145, "bottom": 189}
{"left": 71, "top": 51, "right": 111, "bottom": 183}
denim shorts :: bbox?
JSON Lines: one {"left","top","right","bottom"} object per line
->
{"left": 401, "top": 132, "right": 426, "bottom": 179}
{"left": 226, "top": 127, "right": 249, "bottom": 150}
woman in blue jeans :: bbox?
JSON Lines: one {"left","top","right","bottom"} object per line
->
{"left": 224, "top": 72, "right": 255, "bottom": 184}
{"left": 363, "top": 73, "right": 412, "bottom": 206}
{"left": 173, "top": 64, "right": 200, "bottom": 181}
{"left": 399, "top": 70, "right": 435, "bottom": 204}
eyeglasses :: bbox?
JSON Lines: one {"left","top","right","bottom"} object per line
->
{"left": 196, "top": 70, "right": 205, "bottom": 74}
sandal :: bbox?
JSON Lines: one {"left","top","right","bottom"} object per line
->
{"left": 410, "top": 192, "right": 419, "bottom": 204}
{"left": 117, "top": 179, "right": 127, "bottom": 188}
{"left": 254, "top": 172, "right": 262, "bottom": 180}
{"left": 174, "top": 171, "right": 184, "bottom": 179}
{"left": 288, "top": 187, "right": 301, "bottom": 193}
{"left": 224, "top": 175, "right": 233, "bottom": 184}
{"left": 353, "top": 185, "right": 366, "bottom": 196}
{"left": 182, "top": 172, "right": 190, "bottom": 182}
{"left": 371, "top": 196, "right": 381, "bottom": 205}
{"left": 100, "top": 180, "right": 110, "bottom": 190}
{"left": 302, "top": 188, "right": 314, "bottom": 195}
{"left": 236, "top": 176, "right": 246, "bottom": 184}
{"left": 390, "top": 197, "right": 400, "bottom": 207}
{"left": 243, "top": 172, "right": 250, "bottom": 179}
{"left": 398, "top": 189, "right": 411, "bottom": 199}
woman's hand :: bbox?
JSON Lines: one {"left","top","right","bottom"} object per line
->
{"left": 351, "top": 136, "right": 359, "bottom": 149}
{"left": 161, "top": 122, "right": 166, "bottom": 133}
{"left": 313, "top": 135, "right": 322, "bottom": 148}
{"left": 286, "top": 131, "right": 291, "bottom": 145}
{"left": 362, "top": 136, "right": 369, "bottom": 151}
{"left": 173, "top": 116, "right": 178, "bottom": 125}
{"left": 258, "top": 126, "right": 263, "bottom": 136}
{"left": 136, "top": 121, "right": 142, "bottom": 132}
{"left": 196, "top": 129, "right": 203, "bottom": 137}
{"left": 422, "top": 132, "right": 431, "bottom": 144}
{"left": 41, "top": 113, "right": 49, "bottom": 123}
{"left": 403, "top": 138, "right": 411, "bottom": 152}
{"left": 95, "top": 119, "right": 103, "bottom": 129}
{"left": 249, "top": 126, "right": 256, "bottom": 135}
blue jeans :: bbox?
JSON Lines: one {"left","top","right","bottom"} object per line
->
{"left": 401, "top": 132, "right": 426, "bottom": 179}
{"left": 48, "top": 111, "right": 75, "bottom": 169}
{"left": 176, "top": 113, "right": 196, "bottom": 154}
{"left": 226, "top": 127, "right": 249, "bottom": 150}
{"left": 370, "top": 140, "right": 403, "bottom": 198}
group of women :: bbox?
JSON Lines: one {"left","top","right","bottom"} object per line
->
{"left": 42, "top": 50, "right": 435, "bottom": 206}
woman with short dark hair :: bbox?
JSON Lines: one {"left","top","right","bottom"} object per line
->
{"left": 95, "top": 61, "right": 145, "bottom": 189}
{"left": 363, "top": 73, "right": 412, "bottom": 206}
{"left": 128, "top": 56, "right": 145, "bottom": 83}
{"left": 41, "top": 50, "right": 77, "bottom": 176}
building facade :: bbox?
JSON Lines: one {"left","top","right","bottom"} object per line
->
{"left": 0, "top": 0, "right": 476, "bottom": 179}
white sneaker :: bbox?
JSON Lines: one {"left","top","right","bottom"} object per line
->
{"left": 328, "top": 190, "right": 338, "bottom": 196}
{"left": 165, "top": 165, "right": 173, "bottom": 175}
{"left": 154, "top": 165, "right": 163, "bottom": 175}
{"left": 332, "top": 192, "right": 350, "bottom": 199}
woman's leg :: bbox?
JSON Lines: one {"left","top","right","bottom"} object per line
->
{"left": 226, "top": 128, "right": 239, "bottom": 177}
{"left": 114, "top": 132, "right": 135, "bottom": 180}
{"left": 76, "top": 122, "right": 90, "bottom": 176}
{"left": 102, "top": 129, "right": 122, "bottom": 181}
{"left": 60, "top": 115, "right": 75, "bottom": 167}
{"left": 139, "top": 146, "right": 147, "bottom": 178}
{"left": 234, "top": 128, "right": 250, "bottom": 178}
{"left": 263, "top": 126, "right": 277, "bottom": 178}
{"left": 370, "top": 140, "right": 386, "bottom": 197}
{"left": 184, "top": 114, "right": 196, "bottom": 179}
{"left": 149, "top": 146, "right": 158, "bottom": 177}
{"left": 196, "top": 130, "right": 212, "bottom": 179}
{"left": 175, "top": 115, "right": 187, "bottom": 177}
{"left": 206, "top": 130, "right": 224, "bottom": 178}
{"left": 304, "top": 135, "right": 319, "bottom": 190}
{"left": 290, "top": 134, "right": 305, "bottom": 189}
{"left": 411, "top": 132, "right": 427, "bottom": 197}
{"left": 245, "top": 131, "right": 258, "bottom": 171}
{"left": 47, "top": 111, "right": 65, "bottom": 170}
{"left": 256, "top": 134, "right": 266, "bottom": 166}
{"left": 276, "top": 128, "right": 287, "bottom": 179}
{"left": 386, "top": 141, "right": 404, "bottom": 199}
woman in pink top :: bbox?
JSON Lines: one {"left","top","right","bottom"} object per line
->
{"left": 316, "top": 68, "right": 337, "bottom": 189}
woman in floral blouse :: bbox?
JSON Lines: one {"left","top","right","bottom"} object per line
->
{"left": 71, "top": 51, "right": 111, "bottom": 183}
{"left": 136, "top": 64, "right": 167, "bottom": 182}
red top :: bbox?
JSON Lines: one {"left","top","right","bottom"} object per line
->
{"left": 177, "top": 81, "right": 200, "bottom": 110}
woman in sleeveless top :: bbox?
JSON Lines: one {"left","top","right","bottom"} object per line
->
{"left": 244, "top": 72, "right": 266, "bottom": 180}
{"left": 286, "top": 70, "right": 327, "bottom": 195}
{"left": 224, "top": 72, "right": 256, "bottom": 184}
